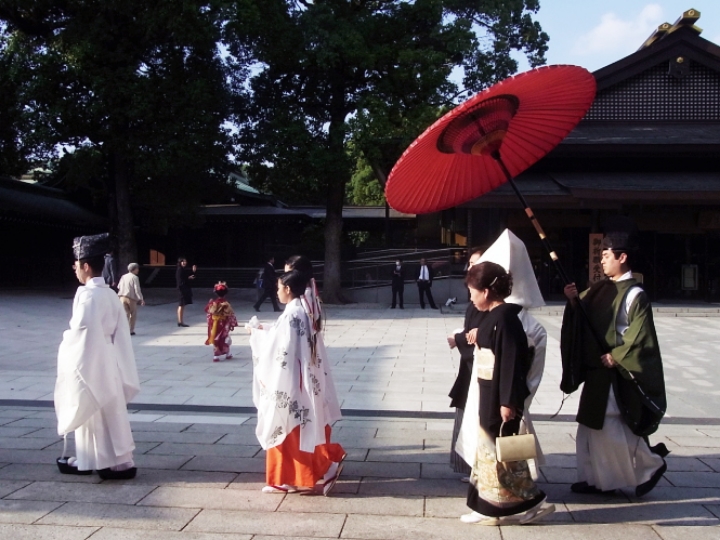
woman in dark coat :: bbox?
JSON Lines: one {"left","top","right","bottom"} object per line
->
{"left": 176, "top": 257, "right": 196, "bottom": 327}
{"left": 457, "top": 261, "right": 553, "bottom": 526}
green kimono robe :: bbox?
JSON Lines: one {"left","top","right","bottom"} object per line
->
{"left": 561, "top": 278, "right": 666, "bottom": 436}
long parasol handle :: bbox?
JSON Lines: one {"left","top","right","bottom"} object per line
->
{"left": 492, "top": 152, "right": 610, "bottom": 353}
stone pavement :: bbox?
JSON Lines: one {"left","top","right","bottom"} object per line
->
{"left": 1, "top": 289, "right": 720, "bottom": 539}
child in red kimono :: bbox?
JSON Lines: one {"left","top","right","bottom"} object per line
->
{"left": 205, "top": 282, "right": 238, "bottom": 362}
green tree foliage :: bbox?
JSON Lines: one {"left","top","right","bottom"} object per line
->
{"left": 227, "top": 0, "right": 548, "bottom": 302}
{"left": 0, "top": 0, "right": 236, "bottom": 268}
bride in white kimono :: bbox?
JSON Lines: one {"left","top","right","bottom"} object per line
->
{"left": 249, "top": 269, "right": 345, "bottom": 495}
{"left": 55, "top": 233, "right": 140, "bottom": 479}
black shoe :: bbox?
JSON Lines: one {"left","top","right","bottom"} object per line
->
{"left": 391, "top": 306, "right": 396, "bottom": 309}
{"left": 98, "top": 467, "right": 137, "bottom": 480}
{"left": 253, "top": 306, "right": 260, "bottom": 312}
{"left": 635, "top": 460, "right": 667, "bottom": 497}
{"left": 400, "top": 306, "right": 404, "bottom": 309}
{"left": 421, "top": 306, "right": 425, "bottom": 309}
{"left": 430, "top": 306, "right": 438, "bottom": 309}
{"left": 571, "top": 481, "right": 616, "bottom": 495}
{"left": 177, "top": 323, "right": 189, "bottom": 327}
{"left": 130, "top": 332, "right": 136, "bottom": 336}
{"left": 57, "top": 457, "right": 92, "bottom": 475}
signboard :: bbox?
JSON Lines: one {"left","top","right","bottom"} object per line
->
{"left": 589, "top": 233, "right": 604, "bottom": 285}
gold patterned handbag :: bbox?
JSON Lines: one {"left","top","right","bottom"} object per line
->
{"left": 496, "top": 420, "right": 537, "bottom": 463}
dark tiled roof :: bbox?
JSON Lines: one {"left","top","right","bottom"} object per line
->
{"left": 562, "top": 122, "right": 720, "bottom": 145}
{"left": 0, "top": 178, "right": 106, "bottom": 229}
{"left": 553, "top": 172, "right": 720, "bottom": 201}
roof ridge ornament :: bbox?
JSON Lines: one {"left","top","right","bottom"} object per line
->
{"left": 638, "top": 8, "right": 702, "bottom": 51}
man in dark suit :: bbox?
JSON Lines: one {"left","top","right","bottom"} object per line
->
{"left": 253, "top": 256, "right": 281, "bottom": 312}
{"left": 391, "top": 259, "right": 405, "bottom": 309}
{"left": 417, "top": 258, "right": 438, "bottom": 309}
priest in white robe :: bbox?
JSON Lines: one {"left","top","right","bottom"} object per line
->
{"left": 55, "top": 233, "right": 140, "bottom": 479}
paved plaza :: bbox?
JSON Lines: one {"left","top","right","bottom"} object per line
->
{"left": 1, "top": 289, "right": 720, "bottom": 539}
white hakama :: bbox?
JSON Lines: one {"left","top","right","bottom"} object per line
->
{"left": 576, "top": 387, "right": 664, "bottom": 491}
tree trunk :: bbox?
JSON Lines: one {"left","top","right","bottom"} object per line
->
{"left": 368, "top": 159, "right": 391, "bottom": 247}
{"left": 322, "top": 100, "right": 349, "bottom": 304}
{"left": 322, "top": 180, "right": 345, "bottom": 303}
{"left": 109, "top": 150, "right": 137, "bottom": 273}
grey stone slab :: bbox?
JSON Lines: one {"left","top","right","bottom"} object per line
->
{"left": 342, "top": 461, "right": 420, "bottom": 479}
{"left": 0, "top": 426, "right": 43, "bottom": 438}
{"left": 127, "top": 422, "right": 193, "bottom": 433}
{"left": 132, "top": 454, "right": 193, "bottom": 470}
{"left": 36, "top": 502, "right": 200, "bottom": 531}
{"left": 147, "top": 442, "right": 259, "bottom": 458}
{"left": 131, "top": 431, "right": 225, "bottom": 444}
{"left": 651, "top": 525, "right": 720, "bottom": 540}
{"left": 667, "top": 436, "right": 720, "bottom": 448}
{"left": 705, "top": 504, "right": 720, "bottom": 517}
{"left": 7, "top": 481, "right": 156, "bottom": 505}
{"left": 0, "top": 437, "right": 60, "bottom": 450}
{"left": 2, "top": 418, "right": 55, "bottom": 429}
{"left": 0, "top": 480, "right": 30, "bottom": 498}
{"left": 111, "top": 468, "right": 237, "bottom": 489}
{"left": 0, "top": 500, "right": 64, "bottom": 524}
{"left": 627, "top": 486, "right": 720, "bottom": 503}
{"left": 366, "top": 448, "right": 448, "bottom": 464}
{"left": 0, "top": 524, "right": 99, "bottom": 540}
{"left": 341, "top": 514, "right": 501, "bottom": 540}
{"left": 420, "top": 463, "right": 465, "bottom": 480}
{"left": 252, "top": 537, "right": 338, "bottom": 540}
{"left": 540, "top": 467, "right": 579, "bottom": 484}
{"left": 0, "top": 449, "right": 61, "bottom": 465}
{"left": 535, "top": 482, "right": 631, "bottom": 505}
{"left": 664, "top": 471, "right": 720, "bottom": 488}
{"left": 180, "top": 456, "right": 266, "bottom": 474}
{"left": 88, "top": 528, "right": 252, "bottom": 540}
{"left": 279, "top": 494, "right": 424, "bottom": 516}
{"left": 185, "top": 424, "right": 257, "bottom": 434}
{"left": 700, "top": 458, "right": 720, "bottom": 472}
{"left": 212, "top": 431, "right": 260, "bottom": 446}
{"left": 185, "top": 509, "right": 346, "bottom": 537}
{"left": 541, "top": 453, "right": 578, "bottom": 468}
{"left": 666, "top": 456, "right": 714, "bottom": 472}
{"left": 358, "top": 477, "right": 465, "bottom": 497}
{"left": 565, "top": 500, "right": 718, "bottom": 525}
{"left": 138, "top": 486, "right": 281, "bottom": 511}
{"left": 501, "top": 524, "right": 663, "bottom": 540}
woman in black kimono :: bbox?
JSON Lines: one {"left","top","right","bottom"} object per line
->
{"left": 176, "top": 257, "right": 196, "bottom": 327}
{"left": 458, "top": 261, "right": 554, "bottom": 525}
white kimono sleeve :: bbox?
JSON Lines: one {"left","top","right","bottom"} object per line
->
{"left": 55, "top": 289, "right": 118, "bottom": 435}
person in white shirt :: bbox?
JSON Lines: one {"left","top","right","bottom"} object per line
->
{"left": 416, "top": 258, "right": 438, "bottom": 309}
{"left": 117, "top": 263, "right": 145, "bottom": 335}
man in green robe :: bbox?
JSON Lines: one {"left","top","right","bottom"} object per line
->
{"left": 561, "top": 232, "right": 667, "bottom": 497}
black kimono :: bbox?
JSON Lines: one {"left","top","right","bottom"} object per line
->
{"left": 464, "top": 303, "right": 545, "bottom": 518}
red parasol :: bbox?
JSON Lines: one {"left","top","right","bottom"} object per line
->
{"left": 385, "top": 65, "right": 596, "bottom": 285}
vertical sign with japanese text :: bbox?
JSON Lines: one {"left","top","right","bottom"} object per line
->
{"left": 589, "top": 233, "right": 604, "bottom": 284}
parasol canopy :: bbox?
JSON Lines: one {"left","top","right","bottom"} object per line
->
{"left": 385, "top": 65, "right": 596, "bottom": 214}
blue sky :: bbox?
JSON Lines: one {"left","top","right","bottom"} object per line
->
{"left": 526, "top": 1, "right": 720, "bottom": 72}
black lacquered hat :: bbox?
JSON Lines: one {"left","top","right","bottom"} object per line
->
{"left": 72, "top": 233, "right": 111, "bottom": 260}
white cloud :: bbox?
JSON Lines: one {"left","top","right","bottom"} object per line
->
{"left": 573, "top": 4, "right": 665, "bottom": 56}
